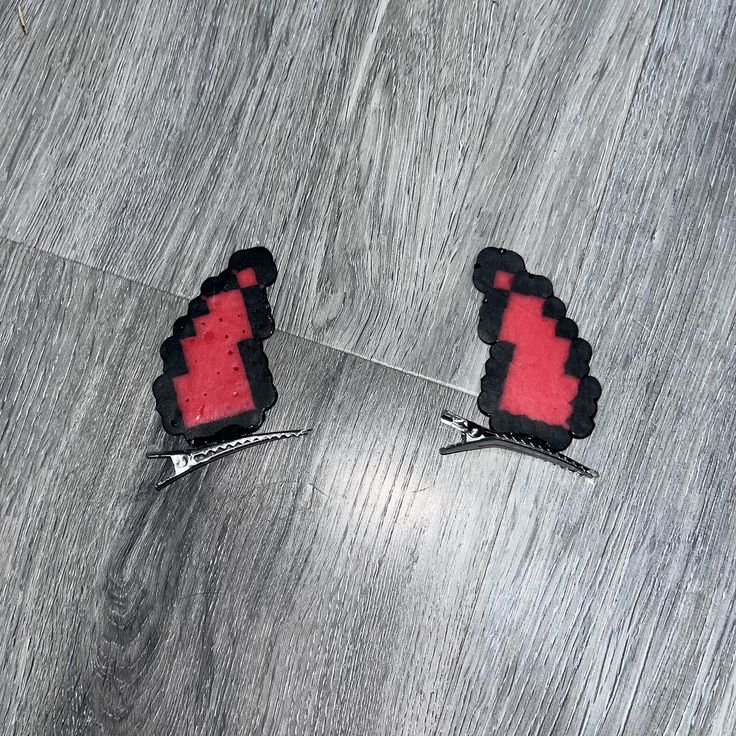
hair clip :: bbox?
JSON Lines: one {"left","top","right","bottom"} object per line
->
{"left": 441, "top": 247, "right": 602, "bottom": 478}
{"left": 148, "top": 247, "right": 311, "bottom": 489}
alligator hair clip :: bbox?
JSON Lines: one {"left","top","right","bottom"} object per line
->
{"left": 148, "top": 247, "right": 311, "bottom": 489}
{"left": 441, "top": 247, "right": 602, "bottom": 478}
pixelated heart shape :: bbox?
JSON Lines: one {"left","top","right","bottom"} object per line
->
{"left": 153, "top": 247, "right": 278, "bottom": 444}
{"left": 474, "top": 247, "right": 601, "bottom": 451}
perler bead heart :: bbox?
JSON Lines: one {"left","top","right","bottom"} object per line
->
{"left": 153, "top": 247, "right": 278, "bottom": 445}
{"left": 474, "top": 247, "right": 601, "bottom": 452}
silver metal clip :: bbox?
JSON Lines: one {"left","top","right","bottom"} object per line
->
{"left": 147, "top": 428, "right": 312, "bottom": 490}
{"left": 439, "top": 410, "right": 597, "bottom": 479}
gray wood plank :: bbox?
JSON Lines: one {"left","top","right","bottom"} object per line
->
{"left": 2, "top": 123, "right": 736, "bottom": 735}
{"left": 1, "top": 0, "right": 735, "bottom": 732}
{"left": 0, "top": 0, "right": 657, "bottom": 390}
{"left": 0, "top": 240, "right": 520, "bottom": 735}
{"left": 434, "top": 0, "right": 736, "bottom": 733}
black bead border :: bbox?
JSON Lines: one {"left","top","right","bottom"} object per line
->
{"left": 152, "top": 247, "right": 278, "bottom": 445}
{"left": 474, "top": 247, "right": 601, "bottom": 451}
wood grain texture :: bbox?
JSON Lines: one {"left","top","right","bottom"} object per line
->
{"left": 1, "top": 0, "right": 735, "bottom": 733}
{"left": 443, "top": 0, "right": 736, "bottom": 732}
{"left": 0, "top": 0, "right": 658, "bottom": 390}
{"left": 0, "top": 240, "right": 518, "bottom": 735}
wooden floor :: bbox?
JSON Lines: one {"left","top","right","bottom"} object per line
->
{"left": 1, "top": 1, "right": 734, "bottom": 734}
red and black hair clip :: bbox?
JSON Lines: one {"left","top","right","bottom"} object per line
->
{"left": 441, "top": 248, "right": 602, "bottom": 478}
{"left": 148, "top": 247, "right": 310, "bottom": 488}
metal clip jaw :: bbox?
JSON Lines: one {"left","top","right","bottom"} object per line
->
{"left": 439, "top": 410, "right": 598, "bottom": 479}
{"left": 147, "top": 428, "right": 312, "bottom": 490}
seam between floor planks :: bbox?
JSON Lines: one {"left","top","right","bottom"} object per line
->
{"left": 1, "top": 237, "right": 485, "bottom": 399}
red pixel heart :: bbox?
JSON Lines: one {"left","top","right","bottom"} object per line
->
{"left": 153, "top": 248, "right": 278, "bottom": 445}
{"left": 474, "top": 248, "right": 601, "bottom": 451}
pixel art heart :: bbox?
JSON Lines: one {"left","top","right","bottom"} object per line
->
{"left": 474, "top": 247, "right": 601, "bottom": 451}
{"left": 153, "top": 247, "right": 278, "bottom": 445}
